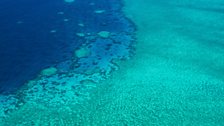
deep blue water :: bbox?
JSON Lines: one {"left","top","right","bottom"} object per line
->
{"left": 0, "top": 0, "right": 82, "bottom": 93}
{"left": 0, "top": 0, "right": 136, "bottom": 119}
{"left": 0, "top": 0, "right": 134, "bottom": 94}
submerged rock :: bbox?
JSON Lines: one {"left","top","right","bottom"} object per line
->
{"left": 97, "top": 31, "right": 110, "bottom": 38}
{"left": 41, "top": 67, "right": 58, "bottom": 76}
{"left": 74, "top": 47, "right": 90, "bottom": 58}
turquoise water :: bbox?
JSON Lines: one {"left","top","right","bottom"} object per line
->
{"left": 1, "top": 0, "right": 224, "bottom": 125}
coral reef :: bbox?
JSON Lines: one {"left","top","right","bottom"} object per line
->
{"left": 0, "top": 0, "right": 135, "bottom": 124}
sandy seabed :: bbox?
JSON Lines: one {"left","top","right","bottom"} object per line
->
{"left": 2, "top": 0, "right": 224, "bottom": 125}
{"left": 72, "top": 0, "right": 224, "bottom": 125}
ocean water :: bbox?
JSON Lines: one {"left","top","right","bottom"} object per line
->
{"left": 0, "top": 0, "right": 83, "bottom": 93}
{"left": 0, "top": 0, "right": 135, "bottom": 124}
{"left": 1, "top": 0, "right": 224, "bottom": 125}
{"left": 0, "top": 0, "right": 134, "bottom": 94}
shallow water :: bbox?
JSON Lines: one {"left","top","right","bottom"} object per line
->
{"left": 1, "top": 0, "right": 224, "bottom": 125}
